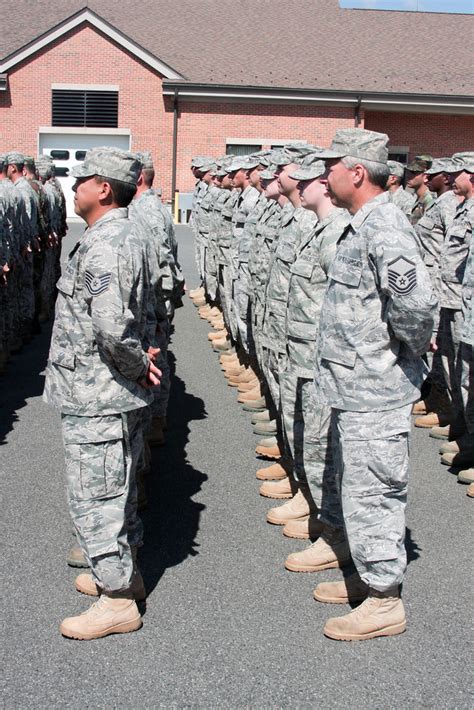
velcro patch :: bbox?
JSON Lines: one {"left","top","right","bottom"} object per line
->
{"left": 84, "top": 270, "right": 112, "bottom": 296}
{"left": 387, "top": 256, "right": 417, "bottom": 296}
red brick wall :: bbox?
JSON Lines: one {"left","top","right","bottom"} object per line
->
{"left": 169, "top": 100, "right": 358, "bottom": 196}
{"left": 365, "top": 111, "right": 474, "bottom": 160}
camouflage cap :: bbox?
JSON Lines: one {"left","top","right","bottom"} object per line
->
{"left": 317, "top": 129, "right": 389, "bottom": 164}
{"left": 136, "top": 151, "right": 154, "bottom": 170}
{"left": 6, "top": 151, "right": 26, "bottom": 165}
{"left": 425, "top": 158, "right": 456, "bottom": 175}
{"left": 289, "top": 153, "right": 326, "bottom": 181}
{"left": 191, "top": 155, "right": 212, "bottom": 168}
{"left": 227, "top": 155, "right": 262, "bottom": 172}
{"left": 198, "top": 158, "right": 218, "bottom": 174}
{"left": 214, "top": 155, "right": 235, "bottom": 177}
{"left": 36, "top": 160, "right": 53, "bottom": 178}
{"left": 37, "top": 154, "right": 53, "bottom": 164}
{"left": 387, "top": 160, "right": 406, "bottom": 178}
{"left": 260, "top": 164, "right": 279, "bottom": 180}
{"left": 70, "top": 147, "right": 142, "bottom": 185}
{"left": 447, "top": 151, "right": 474, "bottom": 174}
{"left": 23, "top": 155, "right": 36, "bottom": 170}
{"left": 0, "top": 153, "right": 5, "bottom": 168}
{"left": 406, "top": 155, "right": 433, "bottom": 172}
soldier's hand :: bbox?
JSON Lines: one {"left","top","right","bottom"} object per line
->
{"left": 147, "top": 346, "right": 161, "bottom": 362}
{"left": 139, "top": 360, "right": 162, "bottom": 388}
{"left": 429, "top": 338, "right": 438, "bottom": 353}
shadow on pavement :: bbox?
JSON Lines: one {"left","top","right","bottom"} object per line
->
{"left": 0, "top": 322, "right": 52, "bottom": 446}
{"left": 138, "top": 350, "right": 208, "bottom": 600}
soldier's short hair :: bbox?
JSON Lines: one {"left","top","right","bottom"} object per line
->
{"left": 342, "top": 156, "right": 390, "bottom": 189}
{"left": 94, "top": 175, "right": 137, "bottom": 207}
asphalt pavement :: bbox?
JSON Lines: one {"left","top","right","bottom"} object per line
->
{"left": 1, "top": 223, "right": 472, "bottom": 709}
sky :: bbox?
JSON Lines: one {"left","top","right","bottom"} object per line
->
{"left": 340, "top": 0, "right": 474, "bottom": 12}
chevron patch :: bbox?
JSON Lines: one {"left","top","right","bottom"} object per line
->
{"left": 387, "top": 256, "right": 417, "bottom": 296}
{"left": 84, "top": 270, "right": 112, "bottom": 296}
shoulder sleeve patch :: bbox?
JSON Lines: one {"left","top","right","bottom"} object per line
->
{"left": 84, "top": 270, "right": 112, "bottom": 296}
{"left": 387, "top": 256, "right": 417, "bottom": 296}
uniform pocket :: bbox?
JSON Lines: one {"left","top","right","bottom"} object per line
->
{"left": 290, "top": 260, "right": 314, "bottom": 278}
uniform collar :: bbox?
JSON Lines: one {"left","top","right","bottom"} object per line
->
{"left": 350, "top": 191, "right": 389, "bottom": 230}
{"left": 90, "top": 207, "right": 129, "bottom": 229}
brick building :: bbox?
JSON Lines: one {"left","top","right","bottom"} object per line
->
{"left": 1, "top": 0, "right": 473, "bottom": 210}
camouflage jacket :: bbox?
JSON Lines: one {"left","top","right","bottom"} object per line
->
{"left": 262, "top": 205, "right": 317, "bottom": 352}
{"left": 316, "top": 192, "right": 437, "bottom": 412}
{"left": 286, "top": 208, "right": 350, "bottom": 377}
{"left": 439, "top": 197, "right": 473, "bottom": 310}
{"left": 415, "top": 190, "right": 458, "bottom": 273}
{"left": 230, "top": 185, "right": 260, "bottom": 279}
{"left": 462, "top": 231, "right": 474, "bottom": 346}
{"left": 409, "top": 188, "right": 436, "bottom": 226}
{"left": 190, "top": 180, "right": 207, "bottom": 232}
{"left": 248, "top": 199, "right": 281, "bottom": 313}
{"left": 236, "top": 191, "right": 267, "bottom": 267}
{"left": 389, "top": 186, "right": 415, "bottom": 217}
{"left": 43, "top": 208, "right": 153, "bottom": 415}
{"left": 216, "top": 190, "right": 238, "bottom": 266}
{"left": 14, "top": 176, "right": 39, "bottom": 247}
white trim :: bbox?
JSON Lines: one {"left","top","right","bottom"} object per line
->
{"left": 0, "top": 9, "right": 184, "bottom": 79}
{"left": 226, "top": 137, "right": 308, "bottom": 146}
{"left": 52, "top": 83, "right": 119, "bottom": 91}
{"left": 38, "top": 126, "right": 131, "bottom": 135}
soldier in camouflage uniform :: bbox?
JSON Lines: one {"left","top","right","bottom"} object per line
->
{"left": 193, "top": 158, "right": 217, "bottom": 296}
{"left": 386, "top": 160, "right": 414, "bottom": 216}
{"left": 433, "top": 154, "right": 474, "bottom": 444}
{"left": 43, "top": 148, "right": 161, "bottom": 640}
{"left": 405, "top": 155, "right": 436, "bottom": 225}
{"left": 213, "top": 158, "right": 237, "bottom": 330}
{"left": 312, "top": 129, "right": 436, "bottom": 641}
{"left": 412, "top": 158, "right": 460, "bottom": 427}
{"left": 266, "top": 155, "right": 350, "bottom": 558}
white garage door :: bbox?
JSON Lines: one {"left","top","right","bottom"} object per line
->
{"left": 39, "top": 132, "right": 131, "bottom": 219}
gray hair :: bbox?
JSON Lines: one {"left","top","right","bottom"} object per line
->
{"left": 342, "top": 156, "right": 390, "bottom": 189}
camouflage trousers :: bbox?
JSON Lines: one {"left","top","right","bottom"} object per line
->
{"left": 458, "top": 342, "right": 474, "bottom": 434}
{"left": 19, "top": 253, "right": 35, "bottom": 332}
{"left": 194, "top": 231, "right": 204, "bottom": 283}
{"left": 437, "top": 307, "right": 464, "bottom": 414}
{"left": 61, "top": 409, "right": 144, "bottom": 593}
{"left": 332, "top": 404, "right": 412, "bottom": 592}
{"left": 261, "top": 346, "right": 286, "bottom": 411}
{"left": 280, "top": 367, "right": 342, "bottom": 529}
{"left": 218, "top": 261, "right": 232, "bottom": 329}
{"left": 151, "top": 318, "right": 171, "bottom": 418}
{"left": 233, "top": 264, "right": 251, "bottom": 353}
{"left": 205, "top": 238, "right": 219, "bottom": 302}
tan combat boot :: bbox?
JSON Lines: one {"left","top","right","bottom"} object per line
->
{"left": 256, "top": 461, "right": 288, "bottom": 481}
{"left": 256, "top": 441, "right": 282, "bottom": 460}
{"left": 323, "top": 588, "right": 406, "bottom": 641}
{"left": 253, "top": 420, "right": 278, "bottom": 436}
{"left": 259, "top": 476, "right": 293, "bottom": 499}
{"left": 189, "top": 286, "right": 204, "bottom": 298}
{"left": 208, "top": 329, "right": 227, "bottom": 341}
{"left": 213, "top": 338, "right": 233, "bottom": 352}
{"left": 242, "top": 397, "right": 267, "bottom": 412}
{"left": 313, "top": 572, "right": 369, "bottom": 604}
{"left": 237, "top": 379, "right": 260, "bottom": 393}
{"left": 267, "top": 489, "right": 311, "bottom": 525}
{"left": 438, "top": 434, "right": 474, "bottom": 455}
{"left": 193, "top": 296, "right": 207, "bottom": 307}
{"left": 75, "top": 571, "right": 146, "bottom": 601}
{"left": 414, "top": 412, "right": 452, "bottom": 429}
{"left": 67, "top": 543, "right": 88, "bottom": 568}
{"left": 411, "top": 400, "right": 427, "bottom": 415}
{"left": 60, "top": 595, "right": 142, "bottom": 640}
{"left": 283, "top": 515, "right": 325, "bottom": 540}
{"left": 284, "top": 526, "right": 350, "bottom": 572}
{"left": 251, "top": 409, "right": 271, "bottom": 423}
{"left": 441, "top": 451, "right": 474, "bottom": 468}
{"left": 237, "top": 386, "right": 262, "bottom": 403}
{"left": 458, "top": 467, "right": 474, "bottom": 484}
{"left": 466, "top": 482, "right": 474, "bottom": 497}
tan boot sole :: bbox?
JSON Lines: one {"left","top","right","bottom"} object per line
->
{"left": 259, "top": 488, "right": 292, "bottom": 500}
{"left": 266, "top": 511, "right": 307, "bottom": 526}
{"left": 256, "top": 464, "right": 286, "bottom": 481}
{"left": 284, "top": 558, "right": 343, "bottom": 572}
{"left": 313, "top": 589, "right": 368, "bottom": 604}
{"left": 323, "top": 620, "right": 406, "bottom": 641}
{"left": 75, "top": 578, "right": 147, "bottom": 602}
{"left": 256, "top": 447, "right": 281, "bottom": 460}
{"left": 283, "top": 527, "right": 310, "bottom": 540}
{"left": 60, "top": 616, "right": 143, "bottom": 640}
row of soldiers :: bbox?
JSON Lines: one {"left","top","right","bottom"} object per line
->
{"left": 188, "top": 132, "right": 473, "bottom": 642}
{"left": 39, "top": 146, "right": 185, "bottom": 639}
{"left": 0, "top": 152, "right": 67, "bottom": 370}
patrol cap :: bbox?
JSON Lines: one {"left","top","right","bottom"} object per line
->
{"left": 70, "top": 147, "right": 142, "bottom": 185}
{"left": 191, "top": 155, "right": 211, "bottom": 168}
{"left": 251, "top": 149, "right": 273, "bottom": 167}
{"left": 198, "top": 158, "right": 217, "bottom": 174}
{"left": 6, "top": 151, "right": 26, "bottom": 165}
{"left": 214, "top": 155, "right": 235, "bottom": 177}
{"left": 0, "top": 153, "right": 6, "bottom": 169}
{"left": 36, "top": 160, "right": 53, "bottom": 178}
{"left": 227, "top": 155, "right": 262, "bottom": 172}
{"left": 136, "top": 151, "right": 154, "bottom": 170}
{"left": 406, "top": 155, "right": 433, "bottom": 172}
{"left": 387, "top": 160, "right": 405, "bottom": 178}
{"left": 260, "top": 164, "right": 279, "bottom": 180}
{"left": 447, "top": 151, "right": 474, "bottom": 174}
{"left": 23, "top": 156, "right": 36, "bottom": 170}
{"left": 317, "top": 129, "right": 389, "bottom": 164}
{"left": 425, "top": 158, "right": 456, "bottom": 175}
{"left": 289, "top": 153, "right": 326, "bottom": 181}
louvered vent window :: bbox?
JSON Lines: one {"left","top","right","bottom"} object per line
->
{"left": 52, "top": 89, "right": 118, "bottom": 127}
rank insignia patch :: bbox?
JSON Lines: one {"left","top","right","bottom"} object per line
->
{"left": 387, "top": 256, "right": 417, "bottom": 296}
{"left": 84, "top": 270, "right": 112, "bottom": 296}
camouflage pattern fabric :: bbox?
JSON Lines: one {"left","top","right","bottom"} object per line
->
{"left": 62, "top": 408, "right": 144, "bottom": 592}
{"left": 316, "top": 192, "right": 437, "bottom": 412}
{"left": 389, "top": 186, "right": 415, "bottom": 217}
{"left": 439, "top": 197, "right": 473, "bottom": 310}
{"left": 332, "top": 404, "right": 412, "bottom": 592}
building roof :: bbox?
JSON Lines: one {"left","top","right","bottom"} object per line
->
{"left": 1, "top": 0, "right": 473, "bottom": 98}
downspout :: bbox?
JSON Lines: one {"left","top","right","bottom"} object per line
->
{"left": 171, "top": 88, "right": 179, "bottom": 215}
{"left": 354, "top": 95, "right": 362, "bottom": 127}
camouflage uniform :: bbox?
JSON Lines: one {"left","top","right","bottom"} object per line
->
{"left": 409, "top": 189, "right": 436, "bottom": 226}
{"left": 389, "top": 185, "right": 415, "bottom": 216}
{"left": 460, "top": 234, "right": 474, "bottom": 433}
{"left": 217, "top": 188, "right": 240, "bottom": 333}
{"left": 44, "top": 150, "right": 152, "bottom": 594}
{"left": 316, "top": 184, "right": 436, "bottom": 591}
{"left": 11, "top": 170, "right": 38, "bottom": 338}
{"left": 283, "top": 191, "right": 349, "bottom": 527}
{"left": 437, "top": 196, "right": 473, "bottom": 417}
